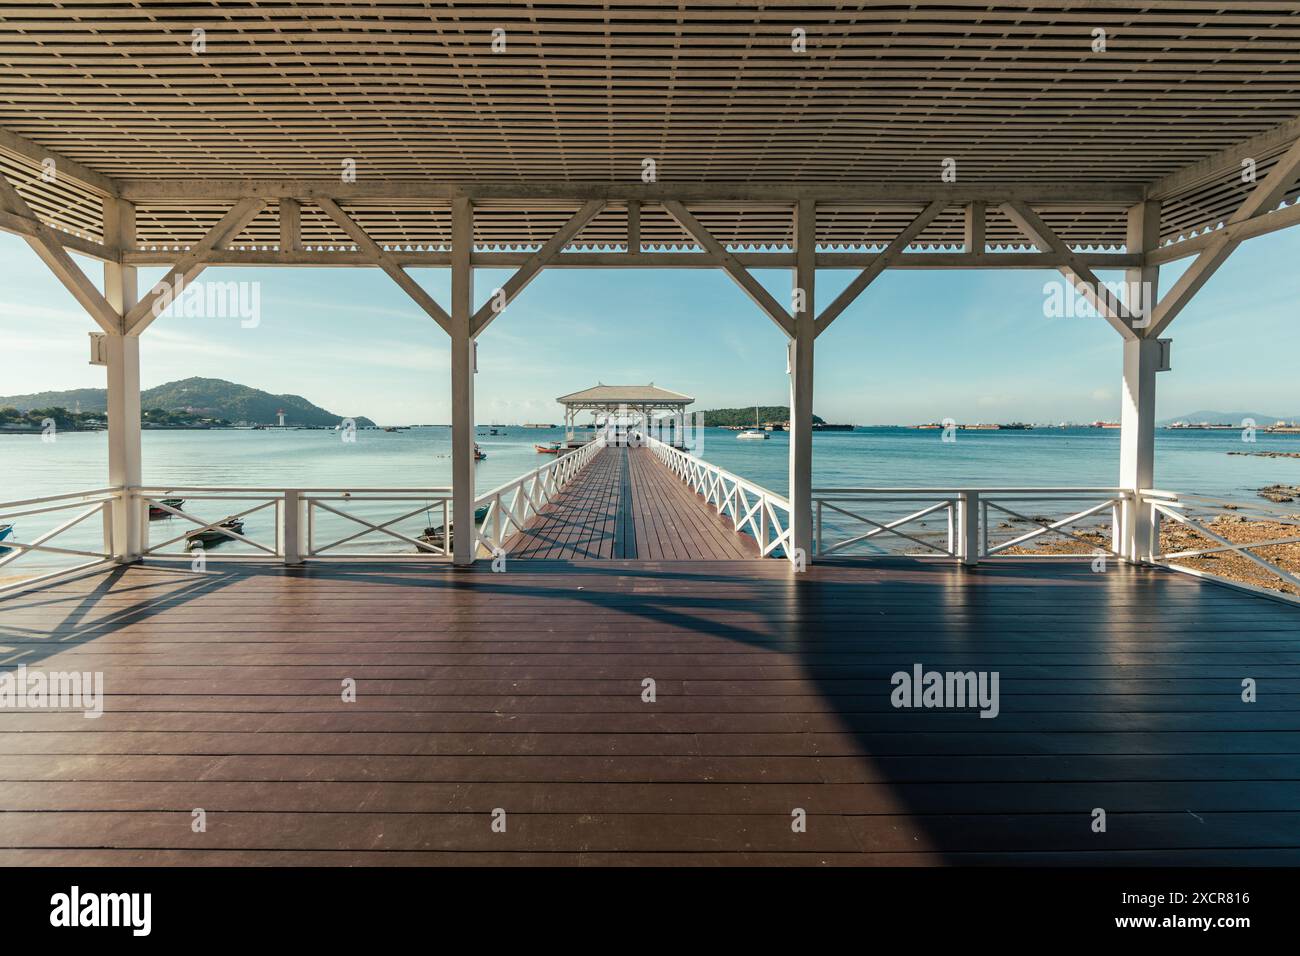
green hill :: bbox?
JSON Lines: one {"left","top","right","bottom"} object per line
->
{"left": 698, "top": 406, "right": 825, "bottom": 428}
{"left": 0, "top": 377, "right": 375, "bottom": 427}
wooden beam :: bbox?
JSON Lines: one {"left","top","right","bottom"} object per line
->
{"left": 1147, "top": 119, "right": 1300, "bottom": 201}
{"left": 118, "top": 179, "right": 1145, "bottom": 205}
{"left": 316, "top": 197, "right": 451, "bottom": 334}
{"left": 815, "top": 199, "right": 946, "bottom": 335}
{"left": 1149, "top": 134, "right": 1300, "bottom": 337}
{"left": 1001, "top": 199, "right": 1137, "bottom": 338}
{"left": 0, "top": 126, "right": 120, "bottom": 197}
{"left": 0, "top": 171, "right": 120, "bottom": 332}
{"left": 662, "top": 199, "right": 795, "bottom": 338}
{"left": 470, "top": 200, "right": 603, "bottom": 336}
{"left": 125, "top": 198, "right": 266, "bottom": 333}
{"left": 964, "top": 201, "right": 986, "bottom": 253}
{"left": 1148, "top": 200, "right": 1300, "bottom": 266}
{"left": 279, "top": 197, "right": 301, "bottom": 252}
{"left": 626, "top": 200, "right": 640, "bottom": 254}
{"left": 0, "top": 208, "right": 113, "bottom": 261}
{"left": 121, "top": 248, "right": 1144, "bottom": 270}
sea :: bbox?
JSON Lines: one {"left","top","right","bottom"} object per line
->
{"left": 3, "top": 425, "right": 1297, "bottom": 572}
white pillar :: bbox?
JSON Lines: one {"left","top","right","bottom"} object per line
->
{"left": 1118, "top": 337, "right": 1160, "bottom": 561}
{"left": 103, "top": 199, "right": 142, "bottom": 561}
{"left": 1116, "top": 200, "right": 1161, "bottom": 562}
{"left": 450, "top": 197, "right": 477, "bottom": 566}
{"left": 788, "top": 200, "right": 816, "bottom": 562}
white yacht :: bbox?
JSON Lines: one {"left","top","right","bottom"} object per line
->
{"left": 737, "top": 405, "right": 769, "bottom": 440}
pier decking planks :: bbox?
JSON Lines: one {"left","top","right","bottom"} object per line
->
{"left": 1, "top": 557, "right": 1298, "bottom": 865}
{"left": 505, "top": 445, "right": 760, "bottom": 560}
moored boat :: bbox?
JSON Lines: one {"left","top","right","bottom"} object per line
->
{"left": 186, "top": 518, "right": 245, "bottom": 548}
{"left": 535, "top": 441, "right": 563, "bottom": 454}
{"left": 737, "top": 404, "right": 770, "bottom": 440}
{"left": 0, "top": 523, "right": 13, "bottom": 555}
{"left": 418, "top": 505, "right": 490, "bottom": 550}
{"left": 148, "top": 497, "right": 185, "bottom": 520}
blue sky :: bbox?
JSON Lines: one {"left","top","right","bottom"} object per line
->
{"left": 0, "top": 226, "right": 1296, "bottom": 426}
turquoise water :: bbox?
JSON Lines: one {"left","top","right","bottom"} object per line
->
{"left": 2, "top": 425, "right": 1297, "bottom": 571}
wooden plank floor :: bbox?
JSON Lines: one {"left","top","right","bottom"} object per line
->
{"left": 504, "top": 445, "right": 759, "bottom": 560}
{"left": 1, "top": 557, "right": 1298, "bottom": 866}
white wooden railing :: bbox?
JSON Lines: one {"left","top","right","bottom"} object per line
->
{"left": 814, "top": 487, "right": 1130, "bottom": 563}
{"left": 138, "top": 486, "right": 283, "bottom": 560}
{"left": 640, "top": 432, "right": 797, "bottom": 561}
{"left": 138, "top": 486, "right": 463, "bottom": 562}
{"left": 1143, "top": 489, "right": 1300, "bottom": 599}
{"left": 7, "top": 478, "right": 1300, "bottom": 606}
{"left": 0, "top": 487, "right": 120, "bottom": 595}
{"left": 473, "top": 433, "right": 607, "bottom": 556}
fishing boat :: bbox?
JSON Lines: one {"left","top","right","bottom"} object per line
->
{"left": 148, "top": 497, "right": 185, "bottom": 520}
{"left": 186, "top": 518, "right": 245, "bottom": 549}
{"left": 475, "top": 442, "right": 487, "bottom": 460}
{"left": 0, "top": 523, "right": 13, "bottom": 555}
{"left": 535, "top": 441, "right": 563, "bottom": 454}
{"left": 418, "top": 505, "right": 490, "bottom": 550}
{"left": 737, "top": 405, "right": 770, "bottom": 440}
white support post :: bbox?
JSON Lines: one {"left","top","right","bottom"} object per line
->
{"left": 450, "top": 197, "right": 477, "bottom": 566}
{"left": 282, "top": 490, "right": 303, "bottom": 565}
{"left": 103, "top": 198, "right": 142, "bottom": 561}
{"left": 1116, "top": 200, "right": 1161, "bottom": 562}
{"left": 788, "top": 200, "right": 816, "bottom": 564}
{"left": 958, "top": 491, "right": 980, "bottom": 565}
{"left": 1118, "top": 338, "right": 1160, "bottom": 561}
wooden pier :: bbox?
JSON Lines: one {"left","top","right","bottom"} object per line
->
{"left": 1, "top": 558, "right": 1297, "bottom": 865}
{"left": 504, "top": 445, "right": 760, "bottom": 560}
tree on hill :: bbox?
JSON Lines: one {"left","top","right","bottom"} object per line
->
{"left": 696, "top": 406, "right": 826, "bottom": 427}
{"left": 0, "top": 377, "right": 374, "bottom": 427}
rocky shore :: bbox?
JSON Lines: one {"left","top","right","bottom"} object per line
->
{"left": 1002, "top": 516, "right": 1300, "bottom": 598}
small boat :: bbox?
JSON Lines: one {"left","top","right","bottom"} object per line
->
{"left": 418, "top": 505, "right": 490, "bottom": 550}
{"left": 490, "top": 428, "right": 500, "bottom": 435}
{"left": 535, "top": 441, "right": 563, "bottom": 454}
{"left": 148, "top": 497, "right": 185, "bottom": 520}
{"left": 737, "top": 404, "right": 770, "bottom": 440}
{"left": 0, "top": 523, "right": 13, "bottom": 555}
{"left": 186, "top": 518, "right": 245, "bottom": 549}
{"left": 475, "top": 442, "right": 487, "bottom": 461}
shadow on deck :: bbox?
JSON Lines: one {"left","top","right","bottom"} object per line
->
{"left": 0, "top": 556, "right": 1297, "bottom": 865}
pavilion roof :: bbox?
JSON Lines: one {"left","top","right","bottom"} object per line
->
{"left": 557, "top": 384, "right": 695, "bottom": 406}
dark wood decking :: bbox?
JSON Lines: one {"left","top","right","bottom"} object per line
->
{"left": 1, "top": 558, "right": 1298, "bottom": 866}
{"left": 504, "top": 445, "right": 760, "bottom": 560}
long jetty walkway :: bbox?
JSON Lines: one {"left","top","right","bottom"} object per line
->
{"left": 504, "top": 445, "right": 760, "bottom": 560}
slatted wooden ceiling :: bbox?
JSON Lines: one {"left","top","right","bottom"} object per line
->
{"left": 1, "top": 1, "right": 1299, "bottom": 248}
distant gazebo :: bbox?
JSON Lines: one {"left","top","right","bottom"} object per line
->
{"left": 557, "top": 383, "right": 694, "bottom": 444}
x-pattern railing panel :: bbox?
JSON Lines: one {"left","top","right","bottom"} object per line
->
{"left": 1144, "top": 490, "right": 1300, "bottom": 597}
{"left": 304, "top": 492, "right": 452, "bottom": 558}
{"left": 139, "top": 489, "right": 282, "bottom": 557}
{"left": 816, "top": 496, "right": 958, "bottom": 557}
{"left": 981, "top": 494, "right": 1124, "bottom": 558}
{"left": 813, "top": 487, "right": 1127, "bottom": 561}
{"left": 0, "top": 488, "right": 119, "bottom": 594}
